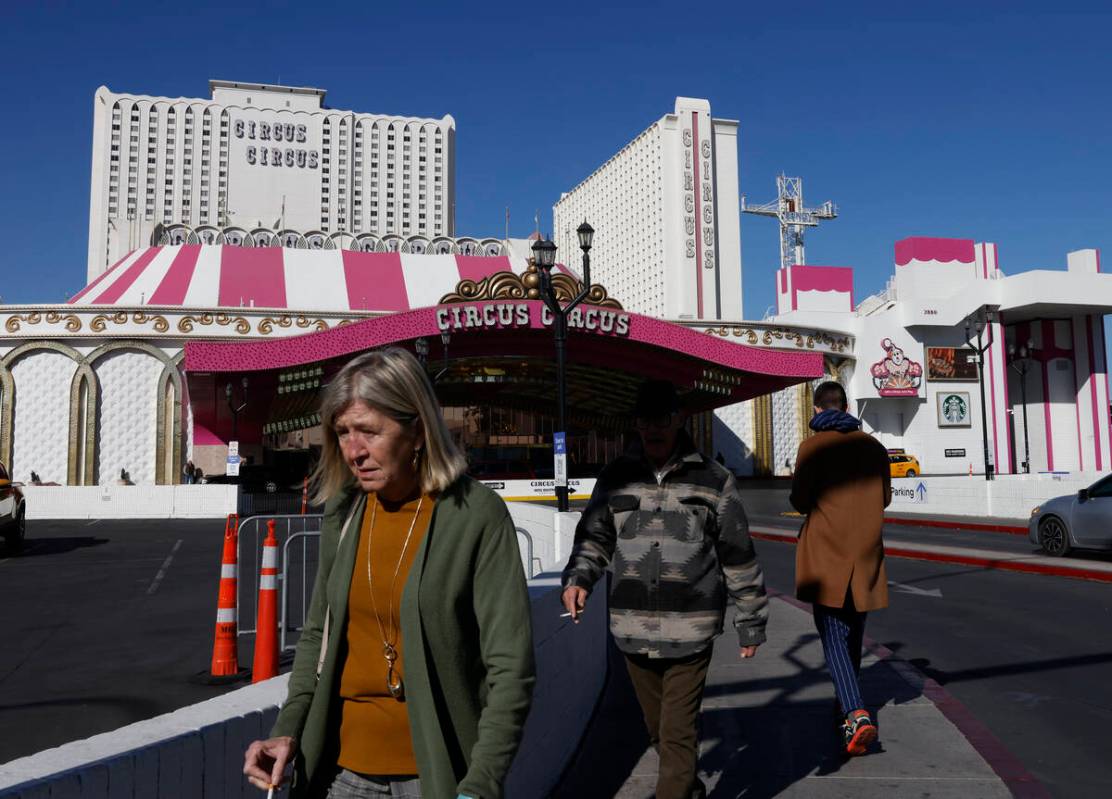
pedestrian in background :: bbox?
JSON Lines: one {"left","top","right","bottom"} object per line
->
{"left": 561, "top": 379, "right": 768, "bottom": 799}
{"left": 790, "top": 381, "right": 890, "bottom": 756}
{"left": 244, "top": 347, "right": 534, "bottom": 798}
{"left": 183, "top": 460, "right": 196, "bottom": 484}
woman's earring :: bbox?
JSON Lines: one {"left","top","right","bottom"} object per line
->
{"left": 412, "top": 447, "right": 422, "bottom": 468}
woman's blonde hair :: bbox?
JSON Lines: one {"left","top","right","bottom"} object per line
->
{"left": 312, "top": 347, "right": 467, "bottom": 504}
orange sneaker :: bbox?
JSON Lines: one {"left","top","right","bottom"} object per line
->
{"left": 843, "top": 709, "right": 877, "bottom": 756}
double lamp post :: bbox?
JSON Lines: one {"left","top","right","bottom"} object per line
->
{"left": 963, "top": 308, "right": 997, "bottom": 481}
{"left": 532, "top": 222, "right": 594, "bottom": 513}
{"left": 1007, "top": 339, "right": 1037, "bottom": 474}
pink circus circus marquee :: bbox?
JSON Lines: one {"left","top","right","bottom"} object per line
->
{"left": 183, "top": 300, "right": 823, "bottom": 444}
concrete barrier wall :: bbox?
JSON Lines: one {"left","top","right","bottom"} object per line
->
{"left": 506, "top": 578, "right": 608, "bottom": 798}
{"left": 22, "top": 485, "right": 238, "bottom": 520}
{"left": 887, "top": 472, "right": 1106, "bottom": 519}
{"left": 0, "top": 573, "right": 609, "bottom": 798}
{"left": 508, "top": 503, "right": 583, "bottom": 574}
{"left": 0, "top": 676, "right": 288, "bottom": 798}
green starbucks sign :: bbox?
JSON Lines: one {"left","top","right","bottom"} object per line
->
{"left": 936, "top": 391, "right": 971, "bottom": 427}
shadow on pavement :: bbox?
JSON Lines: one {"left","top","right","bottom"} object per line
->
{"left": 555, "top": 631, "right": 931, "bottom": 798}
{"left": 903, "top": 650, "right": 1112, "bottom": 687}
{"left": 550, "top": 636, "right": 649, "bottom": 798}
{"left": 0, "top": 694, "right": 163, "bottom": 717}
{"left": 4, "top": 536, "right": 108, "bottom": 558}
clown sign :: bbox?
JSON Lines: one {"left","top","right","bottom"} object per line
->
{"left": 870, "top": 338, "right": 923, "bottom": 397}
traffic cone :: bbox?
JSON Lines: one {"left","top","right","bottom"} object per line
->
{"left": 300, "top": 476, "right": 309, "bottom": 515}
{"left": 968, "top": 462, "right": 973, "bottom": 477}
{"left": 210, "top": 513, "right": 240, "bottom": 676}
{"left": 252, "top": 519, "right": 280, "bottom": 683}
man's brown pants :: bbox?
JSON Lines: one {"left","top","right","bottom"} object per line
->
{"left": 624, "top": 646, "right": 713, "bottom": 799}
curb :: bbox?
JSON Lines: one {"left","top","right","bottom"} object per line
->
{"left": 883, "top": 515, "right": 1027, "bottom": 535}
{"left": 768, "top": 591, "right": 1052, "bottom": 798}
{"left": 751, "top": 527, "right": 1112, "bottom": 584}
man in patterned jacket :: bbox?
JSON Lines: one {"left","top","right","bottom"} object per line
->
{"left": 561, "top": 379, "right": 769, "bottom": 799}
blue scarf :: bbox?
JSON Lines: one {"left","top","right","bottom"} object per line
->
{"left": 810, "top": 409, "right": 862, "bottom": 433}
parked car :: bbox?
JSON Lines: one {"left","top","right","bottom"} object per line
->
{"left": 1028, "top": 473, "right": 1112, "bottom": 556}
{"left": 888, "top": 451, "right": 921, "bottom": 478}
{"left": 0, "top": 463, "right": 27, "bottom": 551}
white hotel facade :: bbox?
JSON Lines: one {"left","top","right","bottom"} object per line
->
{"left": 553, "top": 97, "right": 742, "bottom": 322}
{"left": 0, "top": 85, "right": 1107, "bottom": 522}
{"left": 87, "top": 81, "right": 456, "bottom": 282}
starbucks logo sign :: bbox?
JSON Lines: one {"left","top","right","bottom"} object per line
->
{"left": 936, "top": 391, "right": 971, "bottom": 427}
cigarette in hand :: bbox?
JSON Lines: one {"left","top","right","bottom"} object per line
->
{"left": 267, "top": 786, "right": 275, "bottom": 799}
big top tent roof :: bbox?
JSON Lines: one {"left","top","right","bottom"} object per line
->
{"left": 69, "top": 245, "right": 577, "bottom": 313}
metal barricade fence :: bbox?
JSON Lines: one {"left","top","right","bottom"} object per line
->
{"left": 280, "top": 531, "right": 321, "bottom": 652}
{"left": 236, "top": 517, "right": 541, "bottom": 652}
{"left": 237, "top": 514, "right": 324, "bottom": 638}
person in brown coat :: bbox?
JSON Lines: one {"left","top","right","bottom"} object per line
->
{"left": 790, "top": 380, "right": 891, "bottom": 756}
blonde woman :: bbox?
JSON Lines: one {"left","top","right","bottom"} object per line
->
{"left": 244, "top": 347, "right": 535, "bottom": 798}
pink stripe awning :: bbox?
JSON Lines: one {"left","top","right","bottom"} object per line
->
{"left": 456, "top": 255, "right": 511, "bottom": 284}
{"left": 72, "top": 250, "right": 134, "bottom": 303}
{"left": 94, "top": 247, "right": 164, "bottom": 304}
{"left": 69, "top": 245, "right": 538, "bottom": 313}
{"left": 342, "top": 251, "right": 409, "bottom": 312}
{"left": 895, "top": 237, "right": 975, "bottom": 266}
{"left": 218, "top": 246, "right": 287, "bottom": 308}
{"left": 149, "top": 245, "right": 202, "bottom": 305}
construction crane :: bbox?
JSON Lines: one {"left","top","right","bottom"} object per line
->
{"left": 741, "top": 174, "right": 837, "bottom": 270}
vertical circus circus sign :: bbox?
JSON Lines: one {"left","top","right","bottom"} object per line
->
{"left": 870, "top": 337, "right": 923, "bottom": 397}
{"left": 435, "top": 301, "right": 631, "bottom": 336}
{"left": 682, "top": 116, "right": 717, "bottom": 274}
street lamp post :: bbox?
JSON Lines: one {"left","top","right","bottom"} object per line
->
{"left": 964, "top": 310, "right": 996, "bottom": 481}
{"left": 414, "top": 337, "right": 430, "bottom": 365}
{"left": 532, "top": 221, "right": 594, "bottom": 513}
{"left": 225, "top": 376, "right": 249, "bottom": 443}
{"left": 1007, "top": 339, "right": 1036, "bottom": 474}
{"left": 437, "top": 329, "right": 451, "bottom": 382}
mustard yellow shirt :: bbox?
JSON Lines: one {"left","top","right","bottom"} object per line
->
{"left": 337, "top": 492, "right": 433, "bottom": 776}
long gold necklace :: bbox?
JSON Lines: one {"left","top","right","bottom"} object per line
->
{"left": 365, "top": 493, "right": 424, "bottom": 701}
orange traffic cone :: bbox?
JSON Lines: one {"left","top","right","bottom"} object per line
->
{"left": 210, "top": 513, "right": 240, "bottom": 676}
{"left": 300, "top": 476, "right": 309, "bottom": 515}
{"left": 968, "top": 462, "right": 973, "bottom": 477}
{"left": 252, "top": 519, "right": 280, "bottom": 683}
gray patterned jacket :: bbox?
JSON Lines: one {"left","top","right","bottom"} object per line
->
{"left": 562, "top": 433, "right": 768, "bottom": 658}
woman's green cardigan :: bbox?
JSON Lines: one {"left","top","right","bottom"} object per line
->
{"left": 270, "top": 477, "right": 536, "bottom": 798}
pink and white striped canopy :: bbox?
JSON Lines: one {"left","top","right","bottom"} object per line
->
{"left": 69, "top": 245, "right": 564, "bottom": 312}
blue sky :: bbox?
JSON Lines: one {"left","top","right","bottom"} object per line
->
{"left": 1, "top": 1, "right": 1110, "bottom": 332}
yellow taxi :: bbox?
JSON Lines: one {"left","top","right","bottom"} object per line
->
{"left": 888, "top": 450, "right": 921, "bottom": 478}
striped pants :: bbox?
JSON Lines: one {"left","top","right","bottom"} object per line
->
{"left": 813, "top": 597, "right": 867, "bottom": 715}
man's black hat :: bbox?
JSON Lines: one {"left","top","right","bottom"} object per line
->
{"left": 633, "top": 379, "right": 682, "bottom": 417}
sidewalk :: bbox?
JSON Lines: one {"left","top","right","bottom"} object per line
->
{"left": 608, "top": 597, "right": 1029, "bottom": 798}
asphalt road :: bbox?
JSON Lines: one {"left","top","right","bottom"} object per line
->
{"left": 751, "top": 521, "right": 1112, "bottom": 799}
{"left": 4, "top": 500, "right": 1110, "bottom": 798}
{"left": 0, "top": 518, "right": 247, "bottom": 763}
